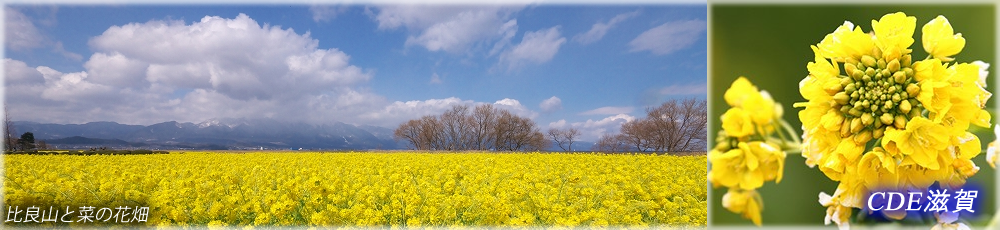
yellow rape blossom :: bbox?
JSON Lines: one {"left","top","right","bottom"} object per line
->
{"left": 798, "top": 12, "right": 990, "bottom": 229}
{"left": 3, "top": 152, "right": 706, "bottom": 227}
{"left": 721, "top": 189, "right": 763, "bottom": 226}
{"left": 710, "top": 77, "right": 798, "bottom": 226}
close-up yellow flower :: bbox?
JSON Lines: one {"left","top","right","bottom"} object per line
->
{"left": 710, "top": 77, "right": 797, "bottom": 226}
{"left": 797, "top": 12, "right": 991, "bottom": 229}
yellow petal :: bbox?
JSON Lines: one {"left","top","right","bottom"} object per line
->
{"left": 724, "top": 77, "right": 758, "bottom": 107}
{"left": 922, "top": 15, "right": 966, "bottom": 62}
{"left": 872, "top": 12, "right": 916, "bottom": 56}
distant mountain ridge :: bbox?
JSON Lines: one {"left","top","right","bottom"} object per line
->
{"left": 13, "top": 118, "right": 400, "bottom": 150}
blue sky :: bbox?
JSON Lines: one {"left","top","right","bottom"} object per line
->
{"left": 4, "top": 4, "right": 706, "bottom": 141}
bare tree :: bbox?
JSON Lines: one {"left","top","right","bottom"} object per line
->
{"left": 548, "top": 127, "right": 580, "bottom": 151}
{"left": 440, "top": 105, "right": 472, "bottom": 151}
{"left": 3, "top": 106, "right": 16, "bottom": 152}
{"left": 470, "top": 104, "right": 498, "bottom": 150}
{"left": 548, "top": 128, "right": 567, "bottom": 151}
{"left": 593, "top": 133, "right": 629, "bottom": 152}
{"left": 394, "top": 116, "right": 444, "bottom": 150}
{"left": 563, "top": 127, "right": 579, "bottom": 151}
{"left": 396, "top": 104, "right": 546, "bottom": 152}
{"left": 36, "top": 140, "right": 49, "bottom": 150}
{"left": 615, "top": 98, "right": 708, "bottom": 152}
{"left": 394, "top": 119, "right": 424, "bottom": 150}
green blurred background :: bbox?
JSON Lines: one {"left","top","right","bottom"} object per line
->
{"left": 709, "top": 4, "right": 996, "bottom": 227}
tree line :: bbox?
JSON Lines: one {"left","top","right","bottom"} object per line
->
{"left": 593, "top": 98, "right": 707, "bottom": 152}
{"left": 394, "top": 98, "right": 707, "bottom": 153}
{"left": 394, "top": 104, "right": 549, "bottom": 151}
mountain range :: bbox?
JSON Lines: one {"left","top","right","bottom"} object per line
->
{"left": 12, "top": 118, "right": 399, "bottom": 150}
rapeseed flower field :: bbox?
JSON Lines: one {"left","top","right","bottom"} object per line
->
{"left": 3, "top": 152, "right": 706, "bottom": 228}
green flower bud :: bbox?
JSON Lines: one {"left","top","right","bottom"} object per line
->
{"left": 873, "top": 127, "right": 885, "bottom": 138}
{"left": 894, "top": 115, "right": 907, "bottom": 129}
{"left": 880, "top": 113, "right": 894, "bottom": 125}
{"left": 854, "top": 129, "right": 872, "bottom": 143}
{"left": 900, "top": 99, "right": 912, "bottom": 113}
{"left": 834, "top": 92, "right": 850, "bottom": 105}
{"left": 849, "top": 108, "right": 863, "bottom": 117}
{"left": 845, "top": 83, "right": 857, "bottom": 93}
{"left": 893, "top": 71, "right": 906, "bottom": 84}
{"left": 851, "top": 118, "right": 863, "bottom": 133}
{"left": 862, "top": 55, "right": 877, "bottom": 67}
{"left": 861, "top": 113, "right": 874, "bottom": 126}
{"left": 888, "top": 59, "right": 900, "bottom": 73}
{"left": 845, "top": 63, "right": 858, "bottom": 75}
{"left": 907, "top": 84, "right": 920, "bottom": 96}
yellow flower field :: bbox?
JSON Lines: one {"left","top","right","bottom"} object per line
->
{"left": 3, "top": 152, "right": 706, "bottom": 228}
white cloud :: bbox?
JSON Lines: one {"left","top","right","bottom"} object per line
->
{"left": 4, "top": 59, "right": 45, "bottom": 85}
{"left": 573, "top": 11, "right": 639, "bottom": 45}
{"left": 5, "top": 7, "right": 45, "bottom": 51}
{"left": 373, "top": 5, "right": 522, "bottom": 53}
{"left": 360, "top": 97, "right": 473, "bottom": 126}
{"left": 5, "top": 7, "right": 82, "bottom": 61}
{"left": 629, "top": 19, "right": 706, "bottom": 55}
{"left": 88, "top": 13, "right": 371, "bottom": 101}
{"left": 309, "top": 5, "right": 348, "bottom": 22}
{"left": 659, "top": 83, "right": 707, "bottom": 95}
{"left": 499, "top": 26, "right": 566, "bottom": 70}
{"left": 494, "top": 98, "right": 537, "bottom": 119}
{"left": 430, "top": 73, "right": 443, "bottom": 84}
{"left": 539, "top": 96, "right": 562, "bottom": 113}
{"left": 4, "top": 12, "right": 561, "bottom": 131}
{"left": 580, "top": 106, "right": 633, "bottom": 115}
{"left": 5, "top": 14, "right": 381, "bottom": 126}
{"left": 52, "top": 41, "right": 83, "bottom": 61}
{"left": 83, "top": 52, "right": 149, "bottom": 88}
{"left": 547, "top": 114, "right": 636, "bottom": 141}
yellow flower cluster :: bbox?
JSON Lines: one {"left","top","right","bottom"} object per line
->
{"left": 797, "top": 12, "right": 991, "bottom": 229}
{"left": 710, "top": 77, "right": 792, "bottom": 226}
{"left": 4, "top": 152, "right": 706, "bottom": 227}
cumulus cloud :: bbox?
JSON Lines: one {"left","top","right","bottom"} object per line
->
{"left": 5, "top": 12, "right": 554, "bottom": 131}
{"left": 659, "top": 82, "right": 707, "bottom": 95}
{"left": 580, "top": 106, "right": 633, "bottom": 115}
{"left": 5, "top": 7, "right": 82, "bottom": 60}
{"left": 4, "top": 59, "right": 45, "bottom": 85}
{"left": 547, "top": 114, "right": 635, "bottom": 141}
{"left": 539, "top": 96, "right": 562, "bottom": 113}
{"left": 309, "top": 5, "right": 348, "bottom": 22}
{"left": 5, "top": 7, "right": 44, "bottom": 51}
{"left": 493, "top": 98, "right": 537, "bottom": 119}
{"left": 498, "top": 26, "right": 566, "bottom": 70}
{"left": 5, "top": 14, "right": 381, "bottom": 125}
{"left": 362, "top": 97, "right": 473, "bottom": 124}
{"left": 372, "top": 5, "right": 522, "bottom": 53}
{"left": 88, "top": 13, "right": 371, "bottom": 100}
{"left": 629, "top": 19, "right": 706, "bottom": 55}
{"left": 573, "top": 11, "right": 639, "bottom": 45}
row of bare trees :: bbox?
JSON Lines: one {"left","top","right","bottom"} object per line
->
{"left": 394, "top": 104, "right": 549, "bottom": 151}
{"left": 547, "top": 127, "right": 580, "bottom": 151}
{"left": 593, "top": 98, "right": 707, "bottom": 152}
